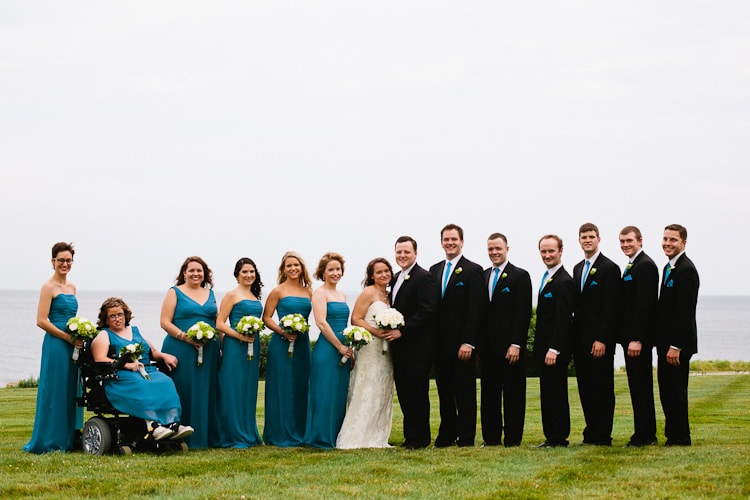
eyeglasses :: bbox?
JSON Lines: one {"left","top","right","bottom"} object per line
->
{"left": 55, "top": 258, "right": 74, "bottom": 265}
{"left": 108, "top": 313, "right": 125, "bottom": 320}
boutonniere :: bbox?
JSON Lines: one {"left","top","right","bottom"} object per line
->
{"left": 545, "top": 277, "right": 553, "bottom": 285}
{"left": 386, "top": 285, "right": 392, "bottom": 293}
{"left": 404, "top": 274, "right": 410, "bottom": 281}
{"left": 455, "top": 267, "right": 462, "bottom": 275}
{"left": 625, "top": 263, "right": 632, "bottom": 271}
{"left": 669, "top": 265, "right": 676, "bottom": 272}
{"left": 589, "top": 268, "right": 597, "bottom": 276}
{"left": 501, "top": 273, "right": 507, "bottom": 279}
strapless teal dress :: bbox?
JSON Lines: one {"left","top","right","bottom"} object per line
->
{"left": 305, "top": 301, "right": 351, "bottom": 448}
{"left": 23, "top": 294, "right": 83, "bottom": 453}
{"left": 161, "top": 286, "right": 218, "bottom": 448}
{"left": 217, "top": 299, "right": 263, "bottom": 448}
{"left": 103, "top": 327, "right": 181, "bottom": 425}
{"left": 263, "top": 296, "right": 311, "bottom": 447}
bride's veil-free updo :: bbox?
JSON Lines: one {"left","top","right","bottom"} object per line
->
{"left": 362, "top": 257, "right": 393, "bottom": 288}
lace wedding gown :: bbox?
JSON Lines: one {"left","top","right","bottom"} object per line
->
{"left": 335, "top": 300, "right": 394, "bottom": 449}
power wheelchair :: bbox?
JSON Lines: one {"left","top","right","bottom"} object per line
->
{"left": 76, "top": 346, "right": 189, "bottom": 455}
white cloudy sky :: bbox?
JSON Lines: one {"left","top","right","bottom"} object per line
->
{"left": 1, "top": 1, "right": 748, "bottom": 295}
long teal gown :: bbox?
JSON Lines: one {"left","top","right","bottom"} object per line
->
{"left": 305, "top": 301, "right": 351, "bottom": 448}
{"left": 263, "top": 296, "right": 312, "bottom": 447}
{"left": 217, "top": 299, "right": 263, "bottom": 448}
{"left": 161, "top": 286, "right": 218, "bottom": 448}
{"left": 103, "top": 327, "right": 182, "bottom": 425}
{"left": 23, "top": 294, "right": 83, "bottom": 453}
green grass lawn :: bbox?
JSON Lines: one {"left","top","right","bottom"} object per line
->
{"left": 1, "top": 374, "right": 749, "bottom": 499}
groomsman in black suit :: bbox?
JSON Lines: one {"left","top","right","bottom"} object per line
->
{"left": 389, "top": 236, "right": 438, "bottom": 449}
{"left": 430, "top": 223, "right": 485, "bottom": 447}
{"left": 534, "top": 235, "right": 575, "bottom": 447}
{"left": 618, "top": 226, "right": 659, "bottom": 446}
{"left": 657, "top": 224, "right": 699, "bottom": 446}
{"left": 479, "top": 233, "right": 532, "bottom": 447}
{"left": 573, "top": 222, "right": 621, "bottom": 446}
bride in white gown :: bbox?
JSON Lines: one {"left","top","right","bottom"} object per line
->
{"left": 336, "top": 258, "right": 395, "bottom": 449}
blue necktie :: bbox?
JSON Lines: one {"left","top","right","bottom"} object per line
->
{"left": 623, "top": 261, "right": 632, "bottom": 277}
{"left": 539, "top": 270, "right": 549, "bottom": 295}
{"left": 490, "top": 267, "right": 500, "bottom": 298}
{"left": 663, "top": 263, "right": 672, "bottom": 284}
{"left": 581, "top": 260, "right": 590, "bottom": 292}
{"left": 442, "top": 261, "right": 452, "bottom": 297}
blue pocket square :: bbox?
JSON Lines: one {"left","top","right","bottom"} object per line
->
{"left": 455, "top": 281, "right": 464, "bottom": 286}
{"left": 590, "top": 281, "right": 598, "bottom": 286}
{"left": 666, "top": 279, "right": 674, "bottom": 288}
{"left": 623, "top": 275, "right": 633, "bottom": 282}
{"left": 501, "top": 287, "right": 511, "bottom": 293}
{"left": 544, "top": 292, "right": 553, "bottom": 298}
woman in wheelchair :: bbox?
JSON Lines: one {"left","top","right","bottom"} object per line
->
{"left": 91, "top": 297, "right": 194, "bottom": 441}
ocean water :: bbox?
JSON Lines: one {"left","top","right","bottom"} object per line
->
{"left": 2, "top": 290, "right": 748, "bottom": 386}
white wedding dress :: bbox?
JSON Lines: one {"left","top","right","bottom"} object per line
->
{"left": 335, "top": 300, "right": 394, "bottom": 449}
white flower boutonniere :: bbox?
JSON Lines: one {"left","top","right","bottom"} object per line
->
{"left": 545, "top": 277, "right": 553, "bottom": 285}
{"left": 404, "top": 274, "right": 410, "bottom": 281}
{"left": 455, "top": 267, "right": 462, "bottom": 275}
{"left": 589, "top": 268, "right": 597, "bottom": 276}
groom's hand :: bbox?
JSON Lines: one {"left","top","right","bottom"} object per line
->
{"left": 458, "top": 343, "right": 473, "bottom": 361}
{"left": 385, "top": 329, "right": 402, "bottom": 341}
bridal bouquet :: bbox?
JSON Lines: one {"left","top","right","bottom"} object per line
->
{"left": 119, "top": 342, "right": 150, "bottom": 380}
{"left": 235, "top": 315, "right": 265, "bottom": 360}
{"left": 185, "top": 321, "right": 217, "bottom": 366}
{"left": 373, "top": 307, "right": 404, "bottom": 355}
{"left": 66, "top": 316, "right": 98, "bottom": 362}
{"left": 279, "top": 313, "right": 309, "bottom": 357}
{"left": 340, "top": 325, "right": 372, "bottom": 365}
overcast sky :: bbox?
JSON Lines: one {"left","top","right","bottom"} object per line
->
{"left": 1, "top": 1, "right": 748, "bottom": 296}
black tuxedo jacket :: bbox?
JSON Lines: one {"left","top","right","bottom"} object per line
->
{"left": 390, "top": 264, "right": 438, "bottom": 355}
{"left": 618, "top": 251, "right": 659, "bottom": 347}
{"left": 480, "top": 262, "right": 532, "bottom": 359}
{"left": 573, "top": 253, "right": 621, "bottom": 350}
{"left": 534, "top": 266, "right": 575, "bottom": 362}
{"left": 657, "top": 253, "right": 699, "bottom": 355}
{"left": 430, "top": 256, "right": 485, "bottom": 354}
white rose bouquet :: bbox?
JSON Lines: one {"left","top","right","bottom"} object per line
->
{"left": 185, "top": 321, "right": 217, "bottom": 366}
{"left": 119, "top": 342, "right": 150, "bottom": 380}
{"left": 340, "top": 325, "right": 372, "bottom": 366}
{"left": 279, "top": 313, "right": 310, "bottom": 357}
{"left": 235, "top": 315, "right": 265, "bottom": 360}
{"left": 373, "top": 307, "right": 404, "bottom": 355}
{"left": 66, "top": 316, "right": 98, "bottom": 362}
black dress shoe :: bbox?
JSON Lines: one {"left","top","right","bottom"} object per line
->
{"left": 504, "top": 441, "right": 521, "bottom": 448}
{"left": 480, "top": 442, "right": 500, "bottom": 448}
{"left": 665, "top": 439, "right": 691, "bottom": 447}
{"left": 535, "top": 441, "right": 554, "bottom": 448}
{"left": 457, "top": 441, "right": 474, "bottom": 448}
{"left": 433, "top": 439, "right": 457, "bottom": 448}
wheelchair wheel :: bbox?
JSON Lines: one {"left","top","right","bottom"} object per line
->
{"left": 82, "top": 417, "right": 112, "bottom": 455}
{"left": 119, "top": 445, "right": 133, "bottom": 455}
{"left": 179, "top": 442, "right": 189, "bottom": 453}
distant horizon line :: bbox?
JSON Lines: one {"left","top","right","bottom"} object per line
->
{"left": 0, "top": 288, "right": 746, "bottom": 298}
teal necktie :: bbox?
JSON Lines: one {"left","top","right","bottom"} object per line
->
{"left": 539, "top": 270, "right": 549, "bottom": 294}
{"left": 581, "top": 260, "right": 590, "bottom": 292}
{"left": 663, "top": 264, "right": 672, "bottom": 284}
{"left": 490, "top": 267, "right": 500, "bottom": 298}
{"left": 442, "top": 261, "right": 452, "bottom": 297}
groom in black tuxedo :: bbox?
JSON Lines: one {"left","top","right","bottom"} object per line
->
{"left": 389, "top": 236, "right": 438, "bottom": 449}
{"left": 430, "top": 224, "right": 485, "bottom": 447}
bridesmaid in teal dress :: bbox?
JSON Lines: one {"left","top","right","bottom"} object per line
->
{"left": 215, "top": 257, "right": 265, "bottom": 448}
{"left": 306, "top": 253, "right": 353, "bottom": 448}
{"left": 91, "top": 297, "right": 193, "bottom": 441}
{"left": 262, "top": 251, "right": 313, "bottom": 447}
{"left": 160, "top": 256, "right": 219, "bottom": 448}
{"left": 24, "top": 242, "right": 84, "bottom": 453}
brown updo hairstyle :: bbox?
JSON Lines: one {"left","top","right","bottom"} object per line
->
{"left": 314, "top": 252, "right": 345, "bottom": 282}
{"left": 97, "top": 297, "right": 134, "bottom": 328}
{"left": 175, "top": 256, "right": 214, "bottom": 289}
{"left": 362, "top": 257, "right": 393, "bottom": 288}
